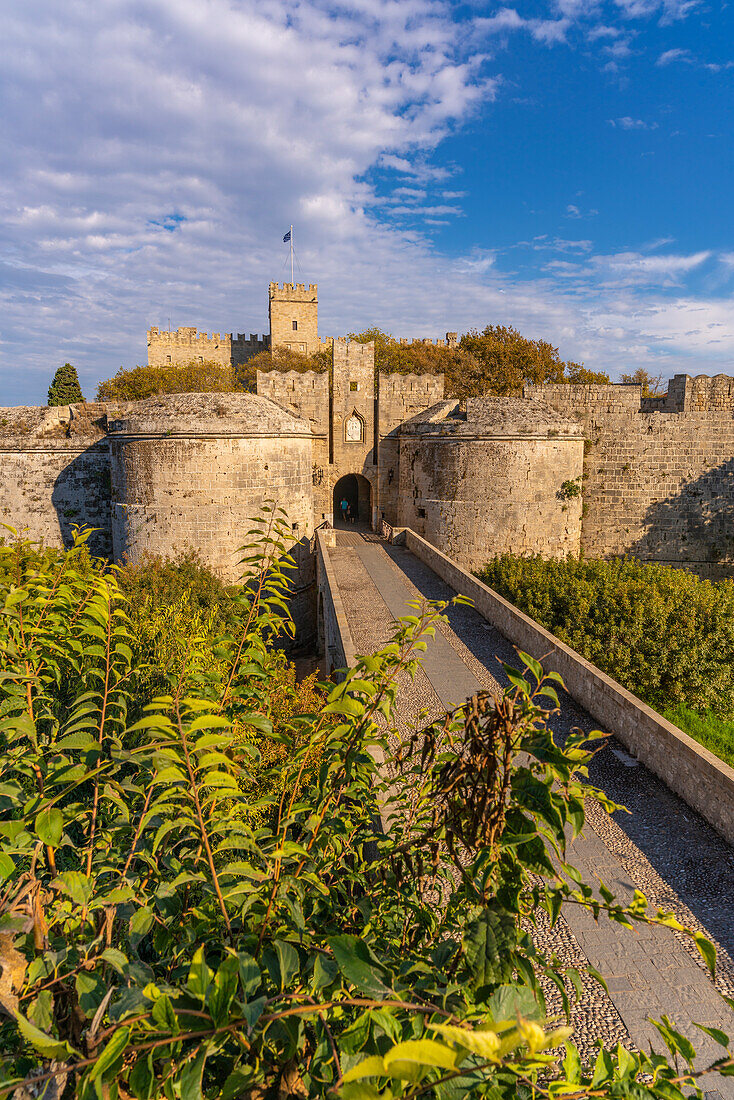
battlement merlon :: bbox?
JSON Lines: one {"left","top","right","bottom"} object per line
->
{"left": 268, "top": 282, "right": 318, "bottom": 300}
{"left": 147, "top": 327, "right": 232, "bottom": 345}
{"left": 396, "top": 333, "right": 458, "bottom": 348}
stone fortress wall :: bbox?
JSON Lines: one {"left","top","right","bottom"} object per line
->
{"left": 147, "top": 328, "right": 270, "bottom": 369}
{"left": 2, "top": 279, "right": 734, "bottom": 634}
{"left": 532, "top": 374, "right": 734, "bottom": 577}
{"left": 0, "top": 403, "right": 113, "bottom": 557}
{"left": 397, "top": 397, "right": 585, "bottom": 570}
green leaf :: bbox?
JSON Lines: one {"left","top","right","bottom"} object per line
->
{"left": 75, "top": 970, "right": 107, "bottom": 1017}
{"left": 100, "top": 947, "right": 128, "bottom": 975}
{"left": 151, "top": 994, "right": 179, "bottom": 1033}
{"left": 187, "top": 945, "right": 213, "bottom": 1002}
{"left": 130, "top": 906, "right": 155, "bottom": 946}
{"left": 342, "top": 1055, "right": 388, "bottom": 1082}
{"left": 339, "top": 1085, "right": 386, "bottom": 1100}
{"left": 383, "top": 1039, "right": 458, "bottom": 1076}
{"left": 0, "top": 853, "right": 15, "bottom": 881}
{"left": 563, "top": 1042, "right": 581, "bottom": 1083}
{"left": 462, "top": 906, "right": 515, "bottom": 988}
{"left": 56, "top": 729, "right": 99, "bottom": 750}
{"left": 209, "top": 955, "right": 239, "bottom": 1026}
{"left": 488, "top": 984, "right": 542, "bottom": 1023}
{"left": 129, "top": 1053, "right": 155, "bottom": 1099}
{"left": 16, "top": 1012, "right": 80, "bottom": 1060}
{"left": 89, "top": 1025, "right": 131, "bottom": 1081}
{"left": 221, "top": 1069, "right": 256, "bottom": 1100}
{"left": 517, "top": 651, "right": 543, "bottom": 684}
{"left": 34, "top": 806, "right": 63, "bottom": 847}
{"left": 694, "top": 1022, "right": 731, "bottom": 1048}
{"left": 329, "top": 935, "right": 394, "bottom": 999}
{"left": 56, "top": 871, "right": 94, "bottom": 905}
{"left": 237, "top": 952, "right": 262, "bottom": 997}
{"left": 312, "top": 954, "right": 339, "bottom": 991}
{"left": 694, "top": 932, "right": 716, "bottom": 976}
{"left": 274, "top": 939, "right": 300, "bottom": 991}
{"left": 179, "top": 1047, "right": 207, "bottom": 1100}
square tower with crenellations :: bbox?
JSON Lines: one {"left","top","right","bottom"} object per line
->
{"left": 269, "top": 282, "right": 319, "bottom": 356}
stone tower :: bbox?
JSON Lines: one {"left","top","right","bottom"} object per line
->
{"left": 269, "top": 282, "right": 319, "bottom": 356}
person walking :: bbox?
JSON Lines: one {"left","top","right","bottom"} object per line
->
{"left": 340, "top": 497, "right": 349, "bottom": 524}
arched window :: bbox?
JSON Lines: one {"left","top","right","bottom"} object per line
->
{"left": 344, "top": 410, "right": 364, "bottom": 443}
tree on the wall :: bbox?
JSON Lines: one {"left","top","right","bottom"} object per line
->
{"left": 96, "top": 360, "right": 239, "bottom": 400}
{"left": 48, "top": 362, "right": 85, "bottom": 405}
{"left": 621, "top": 367, "right": 666, "bottom": 397}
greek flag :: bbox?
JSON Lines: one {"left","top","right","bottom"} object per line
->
{"left": 283, "top": 229, "right": 291, "bottom": 242}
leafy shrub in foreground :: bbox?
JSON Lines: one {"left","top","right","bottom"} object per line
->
{"left": 0, "top": 519, "right": 732, "bottom": 1098}
{"left": 476, "top": 554, "right": 734, "bottom": 716}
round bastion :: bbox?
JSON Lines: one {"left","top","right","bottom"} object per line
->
{"left": 397, "top": 396, "right": 585, "bottom": 571}
{"left": 108, "top": 392, "right": 314, "bottom": 581}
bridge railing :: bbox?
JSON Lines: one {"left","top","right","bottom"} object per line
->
{"left": 396, "top": 527, "right": 734, "bottom": 847}
{"left": 315, "top": 529, "right": 356, "bottom": 680}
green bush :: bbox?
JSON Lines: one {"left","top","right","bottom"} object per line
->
{"left": 476, "top": 555, "right": 734, "bottom": 717}
{"left": 0, "top": 522, "right": 730, "bottom": 1097}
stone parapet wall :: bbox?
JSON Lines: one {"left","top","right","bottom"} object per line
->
{"left": 315, "top": 528, "right": 356, "bottom": 678}
{"left": 402, "top": 528, "right": 734, "bottom": 847}
{"left": 256, "top": 370, "right": 330, "bottom": 436}
{"left": 0, "top": 404, "right": 112, "bottom": 555}
{"left": 531, "top": 375, "right": 734, "bottom": 571}
{"left": 147, "top": 328, "right": 268, "bottom": 369}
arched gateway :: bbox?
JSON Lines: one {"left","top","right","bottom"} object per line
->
{"left": 333, "top": 473, "right": 372, "bottom": 526}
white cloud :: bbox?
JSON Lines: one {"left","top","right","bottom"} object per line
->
{"left": 565, "top": 203, "right": 599, "bottom": 219}
{"left": 587, "top": 24, "right": 622, "bottom": 39}
{"left": 615, "top": 0, "right": 698, "bottom": 22}
{"left": 475, "top": 8, "right": 570, "bottom": 44}
{"left": 656, "top": 47, "right": 694, "bottom": 65}
{"left": 608, "top": 116, "right": 658, "bottom": 129}
{"left": 0, "top": 0, "right": 731, "bottom": 405}
{"left": 546, "top": 248, "right": 712, "bottom": 288}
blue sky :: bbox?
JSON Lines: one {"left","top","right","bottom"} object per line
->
{"left": 1, "top": 0, "right": 733, "bottom": 405}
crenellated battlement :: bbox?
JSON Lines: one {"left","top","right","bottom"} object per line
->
{"left": 380, "top": 372, "right": 444, "bottom": 395}
{"left": 268, "top": 282, "right": 318, "bottom": 298}
{"left": 148, "top": 327, "right": 231, "bottom": 345}
{"left": 257, "top": 369, "right": 328, "bottom": 390}
{"left": 333, "top": 338, "right": 375, "bottom": 363}
{"left": 396, "top": 332, "right": 458, "bottom": 349}
{"left": 147, "top": 327, "right": 268, "bottom": 369}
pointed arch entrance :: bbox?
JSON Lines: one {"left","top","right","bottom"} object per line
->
{"left": 333, "top": 473, "right": 372, "bottom": 527}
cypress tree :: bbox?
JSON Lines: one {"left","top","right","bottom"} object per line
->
{"left": 48, "top": 363, "right": 85, "bottom": 406}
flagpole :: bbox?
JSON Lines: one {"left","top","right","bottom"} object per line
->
{"left": 290, "top": 225, "right": 294, "bottom": 284}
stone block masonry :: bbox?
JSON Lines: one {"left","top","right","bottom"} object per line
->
{"left": 532, "top": 376, "right": 734, "bottom": 575}
{"left": 147, "top": 327, "right": 268, "bottom": 369}
{"left": 269, "top": 283, "right": 319, "bottom": 357}
{"left": 0, "top": 403, "right": 112, "bottom": 556}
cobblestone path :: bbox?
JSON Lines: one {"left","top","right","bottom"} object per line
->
{"left": 329, "top": 530, "right": 734, "bottom": 1098}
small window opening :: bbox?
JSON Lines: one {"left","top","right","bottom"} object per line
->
{"left": 350, "top": 381, "right": 358, "bottom": 392}
{"left": 417, "top": 507, "right": 426, "bottom": 519}
{"left": 292, "top": 320, "right": 298, "bottom": 330}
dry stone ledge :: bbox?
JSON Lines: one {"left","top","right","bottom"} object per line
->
{"left": 106, "top": 391, "right": 313, "bottom": 437}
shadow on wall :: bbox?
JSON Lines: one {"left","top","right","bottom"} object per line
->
{"left": 51, "top": 445, "right": 112, "bottom": 558}
{"left": 628, "top": 457, "right": 734, "bottom": 576}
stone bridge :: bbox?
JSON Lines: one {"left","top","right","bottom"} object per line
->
{"left": 316, "top": 526, "right": 734, "bottom": 1097}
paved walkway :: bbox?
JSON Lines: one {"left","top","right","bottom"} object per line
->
{"left": 330, "top": 531, "right": 734, "bottom": 1097}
